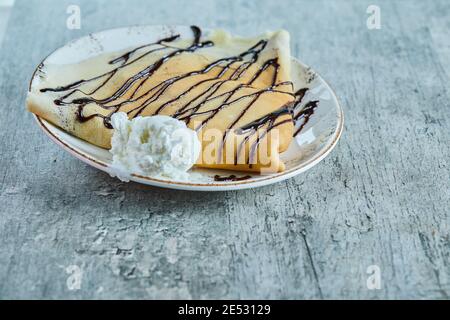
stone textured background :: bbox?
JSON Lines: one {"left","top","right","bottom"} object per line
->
{"left": 0, "top": 0, "right": 449, "bottom": 299}
{"left": 0, "top": 0, "right": 14, "bottom": 45}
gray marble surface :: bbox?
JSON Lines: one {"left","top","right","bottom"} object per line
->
{"left": 0, "top": 4, "right": 13, "bottom": 46}
{"left": 0, "top": 0, "right": 449, "bottom": 299}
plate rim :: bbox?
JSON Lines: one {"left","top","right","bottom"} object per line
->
{"left": 30, "top": 25, "right": 344, "bottom": 191}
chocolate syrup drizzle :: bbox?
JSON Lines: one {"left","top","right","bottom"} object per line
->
{"left": 231, "top": 87, "right": 318, "bottom": 165}
{"left": 41, "top": 26, "right": 318, "bottom": 165}
{"left": 214, "top": 174, "right": 252, "bottom": 182}
{"left": 291, "top": 88, "right": 319, "bottom": 137}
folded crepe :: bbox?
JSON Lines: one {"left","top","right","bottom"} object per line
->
{"left": 27, "top": 26, "right": 295, "bottom": 173}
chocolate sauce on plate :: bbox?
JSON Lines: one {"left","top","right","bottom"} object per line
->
{"left": 214, "top": 174, "right": 252, "bottom": 182}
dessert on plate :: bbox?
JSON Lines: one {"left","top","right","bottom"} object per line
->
{"left": 27, "top": 26, "right": 299, "bottom": 177}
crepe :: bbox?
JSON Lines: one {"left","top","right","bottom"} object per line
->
{"left": 27, "top": 26, "right": 295, "bottom": 173}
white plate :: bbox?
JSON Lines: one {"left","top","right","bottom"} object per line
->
{"left": 30, "top": 25, "right": 344, "bottom": 191}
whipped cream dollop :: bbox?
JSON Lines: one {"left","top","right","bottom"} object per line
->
{"left": 109, "top": 112, "right": 201, "bottom": 181}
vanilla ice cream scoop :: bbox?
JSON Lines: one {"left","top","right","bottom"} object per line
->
{"left": 109, "top": 112, "right": 201, "bottom": 181}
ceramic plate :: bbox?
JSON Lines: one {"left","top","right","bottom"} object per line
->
{"left": 30, "top": 25, "right": 343, "bottom": 191}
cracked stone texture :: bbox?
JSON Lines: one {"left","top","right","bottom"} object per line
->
{"left": 0, "top": 0, "right": 449, "bottom": 299}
